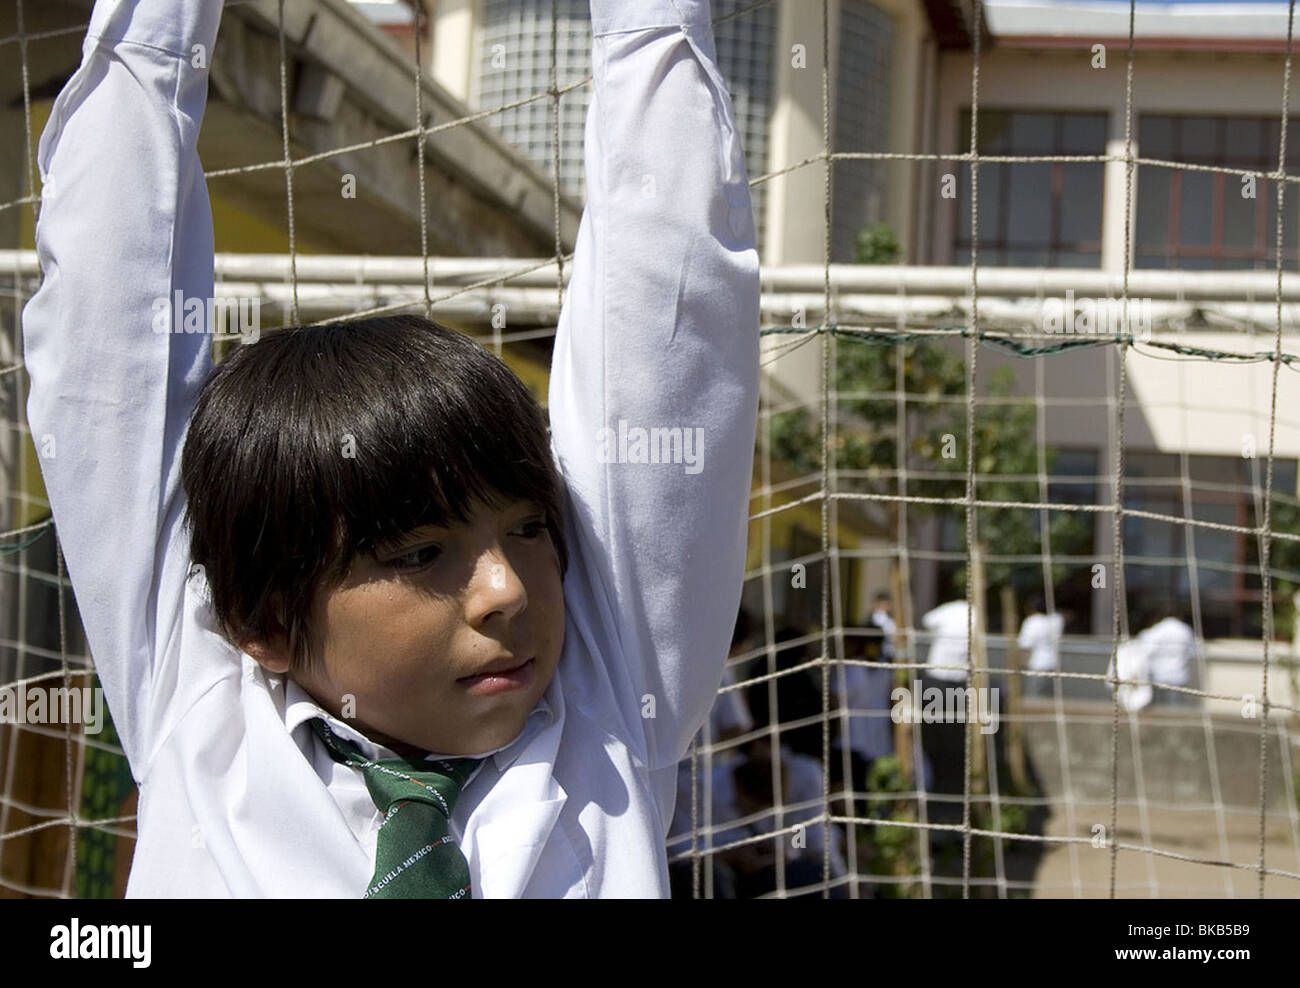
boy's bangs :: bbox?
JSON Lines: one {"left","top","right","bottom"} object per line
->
{"left": 331, "top": 367, "right": 555, "bottom": 558}
{"left": 295, "top": 316, "right": 563, "bottom": 570}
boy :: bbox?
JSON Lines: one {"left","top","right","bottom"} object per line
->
{"left": 22, "top": 0, "right": 759, "bottom": 897}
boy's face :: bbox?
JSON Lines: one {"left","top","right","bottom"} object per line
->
{"left": 290, "top": 496, "right": 566, "bottom": 757}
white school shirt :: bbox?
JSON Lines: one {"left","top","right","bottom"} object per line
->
{"left": 22, "top": 0, "right": 759, "bottom": 897}
{"left": 1017, "top": 612, "right": 1065, "bottom": 672}
{"left": 920, "top": 600, "right": 972, "bottom": 682}
{"left": 1111, "top": 639, "right": 1154, "bottom": 713}
{"left": 1138, "top": 617, "right": 1196, "bottom": 687}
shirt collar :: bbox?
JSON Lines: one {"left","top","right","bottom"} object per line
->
{"left": 281, "top": 675, "right": 555, "bottom": 774}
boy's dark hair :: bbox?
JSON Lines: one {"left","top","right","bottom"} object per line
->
{"left": 181, "top": 315, "right": 569, "bottom": 670}
{"left": 1025, "top": 592, "right": 1045, "bottom": 615}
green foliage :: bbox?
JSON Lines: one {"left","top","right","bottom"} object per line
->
{"left": 1263, "top": 496, "right": 1300, "bottom": 642}
{"left": 771, "top": 336, "right": 1093, "bottom": 596}
{"left": 855, "top": 751, "right": 1043, "bottom": 898}
{"left": 854, "top": 223, "right": 901, "bottom": 265}
{"left": 989, "top": 800, "right": 1029, "bottom": 837}
{"left": 769, "top": 406, "right": 822, "bottom": 479}
{"left": 76, "top": 696, "right": 134, "bottom": 898}
{"left": 855, "top": 755, "right": 919, "bottom": 898}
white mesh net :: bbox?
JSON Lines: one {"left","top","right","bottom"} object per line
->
{"left": 2, "top": 0, "right": 1299, "bottom": 899}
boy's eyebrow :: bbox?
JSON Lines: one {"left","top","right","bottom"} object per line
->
{"left": 373, "top": 522, "right": 451, "bottom": 554}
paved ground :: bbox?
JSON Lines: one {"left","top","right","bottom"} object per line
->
{"left": 1031, "top": 803, "right": 1300, "bottom": 898}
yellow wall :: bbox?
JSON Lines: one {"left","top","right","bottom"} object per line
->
{"left": 744, "top": 469, "right": 878, "bottom": 627}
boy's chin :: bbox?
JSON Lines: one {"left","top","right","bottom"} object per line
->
{"left": 402, "top": 710, "right": 534, "bottom": 759}
{"left": 455, "top": 715, "right": 533, "bottom": 758}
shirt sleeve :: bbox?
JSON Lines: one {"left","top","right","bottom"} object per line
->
{"left": 547, "top": 0, "right": 760, "bottom": 771}
{"left": 21, "top": 0, "right": 223, "bottom": 772}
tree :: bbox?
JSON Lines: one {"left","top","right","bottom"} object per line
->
{"left": 768, "top": 334, "right": 1092, "bottom": 608}
{"left": 854, "top": 223, "right": 900, "bottom": 265}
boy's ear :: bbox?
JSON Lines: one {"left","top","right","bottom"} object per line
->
{"left": 242, "top": 636, "right": 292, "bottom": 674}
{"left": 240, "top": 596, "right": 295, "bottom": 674}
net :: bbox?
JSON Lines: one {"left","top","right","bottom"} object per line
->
{"left": 1, "top": 0, "right": 1299, "bottom": 899}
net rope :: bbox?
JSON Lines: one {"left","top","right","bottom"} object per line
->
{"left": 0, "top": 0, "right": 1297, "bottom": 898}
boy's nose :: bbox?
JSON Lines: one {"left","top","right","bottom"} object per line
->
{"left": 466, "top": 546, "right": 527, "bottom": 626}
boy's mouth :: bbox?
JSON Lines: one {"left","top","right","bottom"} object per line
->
{"left": 457, "top": 657, "right": 535, "bottom": 696}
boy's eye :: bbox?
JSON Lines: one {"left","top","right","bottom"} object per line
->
{"left": 387, "top": 544, "right": 442, "bottom": 570}
{"left": 513, "top": 517, "right": 548, "bottom": 539}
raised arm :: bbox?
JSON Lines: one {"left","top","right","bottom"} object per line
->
{"left": 547, "top": 0, "right": 760, "bottom": 771}
{"left": 22, "top": 0, "right": 222, "bottom": 771}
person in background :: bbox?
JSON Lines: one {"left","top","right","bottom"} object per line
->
{"left": 744, "top": 625, "right": 823, "bottom": 763}
{"left": 870, "top": 590, "right": 897, "bottom": 663}
{"left": 909, "top": 598, "right": 973, "bottom": 819}
{"left": 668, "top": 606, "right": 757, "bottom": 897}
{"left": 721, "top": 737, "right": 849, "bottom": 898}
{"left": 1017, "top": 593, "right": 1065, "bottom": 699}
{"left": 832, "top": 593, "right": 896, "bottom": 815}
{"left": 1136, "top": 607, "right": 1198, "bottom": 708}
{"left": 920, "top": 599, "right": 971, "bottom": 683}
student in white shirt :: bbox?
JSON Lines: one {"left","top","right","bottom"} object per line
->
{"left": 914, "top": 599, "right": 972, "bottom": 810}
{"left": 870, "top": 591, "right": 897, "bottom": 662}
{"left": 23, "top": 0, "right": 759, "bottom": 897}
{"left": 1017, "top": 593, "right": 1065, "bottom": 699}
{"left": 1110, "top": 637, "right": 1154, "bottom": 713}
{"left": 920, "top": 599, "right": 972, "bottom": 682}
{"left": 1136, "top": 611, "right": 1198, "bottom": 708}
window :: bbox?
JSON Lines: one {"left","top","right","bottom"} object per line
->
{"left": 714, "top": 0, "right": 776, "bottom": 250}
{"left": 832, "top": 0, "right": 894, "bottom": 262}
{"left": 1136, "top": 114, "right": 1300, "bottom": 270}
{"left": 1122, "top": 452, "right": 1300, "bottom": 638}
{"left": 953, "top": 110, "right": 1107, "bottom": 267}
{"left": 473, "top": 0, "right": 775, "bottom": 244}
{"left": 476, "top": 0, "right": 593, "bottom": 198}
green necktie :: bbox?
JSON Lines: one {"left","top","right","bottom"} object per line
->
{"left": 310, "top": 718, "right": 481, "bottom": 899}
